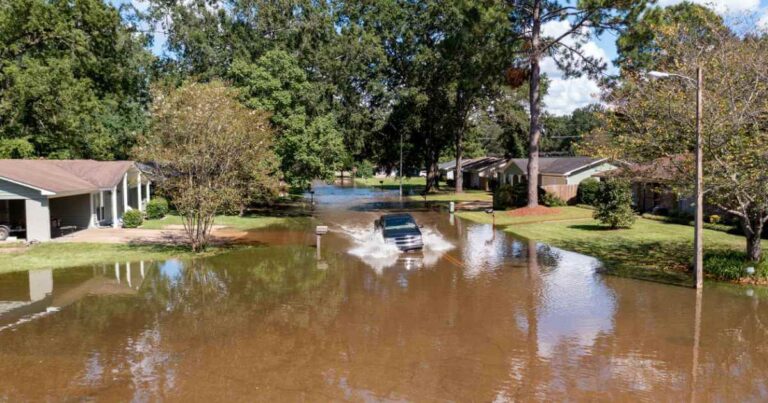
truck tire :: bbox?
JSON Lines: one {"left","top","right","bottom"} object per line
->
{"left": 0, "top": 225, "right": 9, "bottom": 241}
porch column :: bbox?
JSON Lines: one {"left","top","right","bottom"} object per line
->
{"left": 111, "top": 186, "right": 118, "bottom": 228}
{"left": 89, "top": 193, "right": 96, "bottom": 228}
{"left": 136, "top": 172, "right": 143, "bottom": 212}
{"left": 99, "top": 191, "right": 104, "bottom": 223}
{"left": 122, "top": 173, "right": 129, "bottom": 215}
{"left": 145, "top": 181, "right": 151, "bottom": 203}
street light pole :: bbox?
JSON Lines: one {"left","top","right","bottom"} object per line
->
{"left": 693, "top": 67, "right": 703, "bottom": 289}
{"left": 648, "top": 68, "right": 704, "bottom": 289}
{"left": 399, "top": 130, "right": 404, "bottom": 198}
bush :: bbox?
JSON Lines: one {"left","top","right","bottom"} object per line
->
{"left": 493, "top": 184, "right": 516, "bottom": 209}
{"left": 593, "top": 178, "right": 636, "bottom": 229}
{"left": 577, "top": 178, "right": 601, "bottom": 206}
{"left": 709, "top": 214, "right": 721, "bottom": 224}
{"left": 122, "top": 209, "right": 144, "bottom": 228}
{"left": 355, "top": 160, "right": 375, "bottom": 178}
{"left": 145, "top": 197, "right": 169, "bottom": 220}
{"left": 542, "top": 192, "right": 566, "bottom": 207}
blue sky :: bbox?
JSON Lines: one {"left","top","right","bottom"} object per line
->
{"left": 116, "top": 0, "right": 768, "bottom": 116}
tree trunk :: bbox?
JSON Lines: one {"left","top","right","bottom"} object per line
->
{"left": 527, "top": 0, "right": 542, "bottom": 208}
{"left": 455, "top": 132, "right": 464, "bottom": 193}
{"left": 745, "top": 216, "right": 764, "bottom": 262}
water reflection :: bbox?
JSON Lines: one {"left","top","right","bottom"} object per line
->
{"left": 0, "top": 214, "right": 768, "bottom": 400}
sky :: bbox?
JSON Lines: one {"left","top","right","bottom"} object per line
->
{"left": 118, "top": 0, "right": 768, "bottom": 116}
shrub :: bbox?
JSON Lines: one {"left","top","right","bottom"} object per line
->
{"left": 709, "top": 214, "right": 721, "bottom": 224}
{"left": 593, "top": 178, "right": 636, "bottom": 229}
{"left": 146, "top": 197, "right": 169, "bottom": 220}
{"left": 493, "top": 184, "right": 516, "bottom": 210}
{"left": 577, "top": 178, "right": 601, "bottom": 206}
{"left": 122, "top": 209, "right": 144, "bottom": 228}
{"left": 542, "top": 192, "right": 566, "bottom": 207}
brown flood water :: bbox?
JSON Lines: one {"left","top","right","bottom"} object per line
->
{"left": 1, "top": 184, "right": 767, "bottom": 401}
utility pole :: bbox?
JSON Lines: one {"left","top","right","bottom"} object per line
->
{"left": 693, "top": 67, "right": 703, "bottom": 289}
{"left": 648, "top": 68, "right": 704, "bottom": 289}
{"left": 399, "top": 130, "right": 404, "bottom": 198}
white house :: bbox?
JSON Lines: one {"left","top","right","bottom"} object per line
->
{"left": 0, "top": 160, "right": 152, "bottom": 242}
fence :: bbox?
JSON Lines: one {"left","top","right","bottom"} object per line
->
{"left": 542, "top": 184, "right": 579, "bottom": 204}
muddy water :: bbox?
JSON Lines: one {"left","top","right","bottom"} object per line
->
{"left": 1, "top": 184, "right": 767, "bottom": 401}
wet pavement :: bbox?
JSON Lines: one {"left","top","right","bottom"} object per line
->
{"left": 1, "top": 183, "right": 767, "bottom": 401}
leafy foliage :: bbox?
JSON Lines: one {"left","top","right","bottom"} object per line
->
{"left": 0, "top": 0, "right": 153, "bottom": 159}
{"left": 146, "top": 197, "right": 170, "bottom": 220}
{"left": 578, "top": 178, "right": 601, "bottom": 206}
{"left": 585, "top": 19, "right": 768, "bottom": 260}
{"left": 137, "top": 81, "right": 279, "bottom": 251}
{"left": 122, "top": 209, "right": 144, "bottom": 229}
{"left": 593, "top": 179, "right": 636, "bottom": 229}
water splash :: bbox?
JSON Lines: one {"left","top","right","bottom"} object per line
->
{"left": 337, "top": 224, "right": 454, "bottom": 273}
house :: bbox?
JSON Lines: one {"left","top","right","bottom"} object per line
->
{"left": 596, "top": 156, "right": 695, "bottom": 215}
{"left": 438, "top": 158, "right": 482, "bottom": 182}
{"left": 461, "top": 157, "right": 506, "bottom": 191}
{"left": 0, "top": 160, "right": 152, "bottom": 242}
{"left": 498, "top": 157, "right": 617, "bottom": 202}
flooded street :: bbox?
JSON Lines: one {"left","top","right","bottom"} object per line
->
{"left": 1, "top": 184, "right": 767, "bottom": 401}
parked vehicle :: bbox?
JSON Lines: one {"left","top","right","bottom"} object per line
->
{"left": 374, "top": 213, "right": 424, "bottom": 251}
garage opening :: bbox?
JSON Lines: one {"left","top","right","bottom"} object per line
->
{"left": 49, "top": 194, "right": 92, "bottom": 238}
{"left": 0, "top": 200, "right": 27, "bottom": 241}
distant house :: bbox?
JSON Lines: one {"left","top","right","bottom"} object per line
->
{"left": 498, "top": 157, "right": 617, "bottom": 203}
{"left": 461, "top": 157, "right": 506, "bottom": 191}
{"left": 438, "top": 158, "right": 480, "bottom": 182}
{"left": 0, "top": 160, "right": 151, "bottom": 242}
{"left": 596, "top": 156, "right": 695, "bottom": 215}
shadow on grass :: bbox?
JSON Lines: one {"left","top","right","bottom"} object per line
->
{"left": 567, "top": 224, "right": 617, "bottom": 231}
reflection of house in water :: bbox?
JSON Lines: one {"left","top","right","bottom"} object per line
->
{"left": 0, "top": 262, "right": 149, "bottom": 330}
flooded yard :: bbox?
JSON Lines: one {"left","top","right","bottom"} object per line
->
{"left": 1, "top": 184, "right": 767, "bottom": 401}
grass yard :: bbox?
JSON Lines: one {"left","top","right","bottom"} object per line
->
{"left": 0, "top": 243, "right": 245, "bottom": 273}
{"left": 458, "top": 206, "right": 594, "bottom": 225}
{"left": 356, "top": 177, "right": 492, "bottom": 202}
{"left": 140, "top": 214, "right": 309, "bottom": 231}
{"left": 460, "top": 207, "right": 764, "bottom": 286}
{"left": 354, "top": 176, "right": 427, "bottom": 189}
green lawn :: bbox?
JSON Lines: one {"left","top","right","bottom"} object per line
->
{"left": 354, "top": 177, "right": 427, "bottom": 189}
{"left": 460, "top": 207, "right": 764, "bottom": 286}
{"left": 0, "top": 243, "right": 244, "bottom": 273}
{"left": 355, "top": 177, "right": 492, "bottom": 202}
{"left": 141, "top": 214, "right": 309, "bottom": 231}
{"left": 458, "top": 206, "right": 593, "bottom": 225}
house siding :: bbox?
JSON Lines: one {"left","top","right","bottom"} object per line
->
{"left": 25, "top": 198, "right": 51, "bottom": 242}
{"left": 565, "top": 162, "right": 617, "bottom": 185}
{"left": 0, "top": 179, "right": 44, "bottom": 200}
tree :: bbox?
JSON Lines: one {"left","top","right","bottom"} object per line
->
{"left": 229, "top": 50, "right": 344, "bottom": 188}
{"left": 509, "top": 0, "right": 647, "bottom": 207}
{"left": 593, "top": 178, "right": 636, "bottom": 229}
{"left": 0, "top": 0, "right": 153, "bottom": 159}
{"left": 136, "top": 81, "right": 278, "bottom": 251}
{"left": 583, "top": 20, "right": 768, "bottom": 261}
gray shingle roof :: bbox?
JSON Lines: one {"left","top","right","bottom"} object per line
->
{"left": 507, "top": 157, "right": 607, "bottom": 175}
{"left": 0, "top": 160, "right": 136, "bottom": 194}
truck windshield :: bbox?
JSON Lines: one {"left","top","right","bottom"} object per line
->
{"left": 383, "top": 217, "right": 417, "bottom": 230}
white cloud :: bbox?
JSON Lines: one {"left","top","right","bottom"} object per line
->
{"left": 759, "top": 12, "right": 768, "bottom": 31}
{"left": 539, "top": 20, "right": 610, "bottom": 115}
{"left": 544, "top": 76, "right": 601, "bottom": 116}
{"left": 656, "top": 0, "right": 760, "bottom": 14}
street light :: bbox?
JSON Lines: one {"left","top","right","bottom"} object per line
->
{"left": 648, "top": 68, "right": 704, "bottom": 289}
